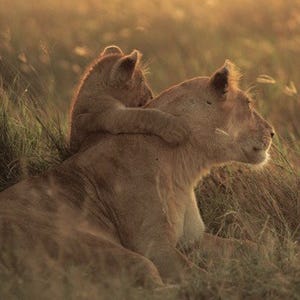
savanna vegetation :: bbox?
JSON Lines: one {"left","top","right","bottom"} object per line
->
{"left": 0, "top": 0, "right": 299, "bottom": 299}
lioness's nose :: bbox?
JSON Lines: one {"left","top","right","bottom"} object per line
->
{"left": 266, "top": 123, "right": 275, "bottom": 139}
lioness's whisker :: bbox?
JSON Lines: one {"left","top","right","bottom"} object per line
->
{"left": 215, "top": 128, "right": 230, "bottom": 136}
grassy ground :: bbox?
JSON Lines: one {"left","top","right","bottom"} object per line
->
{"left": 0, "top": 0, "right": 299, "bottom": 299}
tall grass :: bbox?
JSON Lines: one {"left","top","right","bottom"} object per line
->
{"left": 0, "top": 0, "right": 299, "bottom": 299}
{"left": 0, "top": 83, "right": 70, "bottom": 191}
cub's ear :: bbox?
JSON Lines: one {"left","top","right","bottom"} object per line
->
{"left": 101, "top": 45, "right": 123, "bottom": 56}
{"left": 209, "top": 60, "right": 239, "bottom": 96}
{"left": 110, "top": 50, "right": 141, "bottom": 83}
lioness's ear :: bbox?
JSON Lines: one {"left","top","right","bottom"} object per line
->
{"left": 101, "top": 45, "right": 123, "bottom": 56}
{"left": 210, "top": 64, "right": 229, "bottom": 95}
{"left": 210, "top": 60, "right": 240, "bottom": 96}
{"left": 110, "top": 50, "right": 141, "bottom": 83}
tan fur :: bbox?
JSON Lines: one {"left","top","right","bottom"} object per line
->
{"left": 0, "top": 62, "right": 274, "bottom": 286}
{"left": 69, "top": 45, "right": 189, "bottom": 153}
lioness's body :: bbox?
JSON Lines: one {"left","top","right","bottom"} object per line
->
{"left": 0, "top": 64, "right": 274, "bottom": 285}
{"left": 0, "top": 132, "right": 201, "bottom": 284}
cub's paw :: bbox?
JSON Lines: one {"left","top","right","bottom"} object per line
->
{"left": 160, "top": 117, "right": 190, "bottom": 146}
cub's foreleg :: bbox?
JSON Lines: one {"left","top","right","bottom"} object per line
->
{"left": 72, "top": 96, "right": 189, "bottom": 151}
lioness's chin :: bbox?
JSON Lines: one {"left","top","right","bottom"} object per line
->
{"left": 241, "top": 148, "right": 269, "bottom": 166}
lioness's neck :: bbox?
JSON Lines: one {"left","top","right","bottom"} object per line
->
{"left": 165, "top": 137, "right": 217, "bottom": 188}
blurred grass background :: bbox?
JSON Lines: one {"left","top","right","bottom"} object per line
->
{"left": 0, "top": 0, "right": 299, "bottom": 299}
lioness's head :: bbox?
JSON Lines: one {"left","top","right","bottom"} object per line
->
{"left": 152, "top": 61, "right": 274, "bottom": 166}
{"left": 89, "top": 45, "right": 153, "bottom": 107}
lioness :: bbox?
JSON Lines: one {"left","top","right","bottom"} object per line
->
{"left": 0, "top": 61, "right": 274, "bottom": 286}
{"left": 69, "top": 45, "right": 189, "bottom": 152}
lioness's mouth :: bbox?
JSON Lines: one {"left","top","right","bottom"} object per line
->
{"left": 252, "top": 140, "right": 272, "bottom": 152}
{"left": 242, "top": 146, "right": 269, "bottom": 165}
{"left": 253, "top": 146, "right": 263, "bottom": 151}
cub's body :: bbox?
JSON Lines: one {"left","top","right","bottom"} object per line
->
{"left": 69, "top": 46, "right": 188, "bottom": 152}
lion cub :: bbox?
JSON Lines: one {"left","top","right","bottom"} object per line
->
{"left": 69, "top": 45, "right": 189, "bottom": 152}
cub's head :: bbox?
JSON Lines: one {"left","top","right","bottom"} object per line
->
{"left": 89, "top": 45, "right": 153, "bottom": 107}
{"left": 155, "top": 61, "right": 274, "bottom": 166}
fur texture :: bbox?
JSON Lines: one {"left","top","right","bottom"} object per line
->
{"left": 0, "top": 62, "right": 274, "bottom": 286}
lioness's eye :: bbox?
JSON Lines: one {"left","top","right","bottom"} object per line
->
{"left": 206, "top": 100, "right": 212, "bottom": 105}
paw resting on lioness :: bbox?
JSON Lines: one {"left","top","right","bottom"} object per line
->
{"left": 159, "top": 116, "right": 190, "bottom": 146}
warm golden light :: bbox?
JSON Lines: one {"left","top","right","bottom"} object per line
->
{"left": 0, "top": 0, "right": 299, "bottom": 299}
